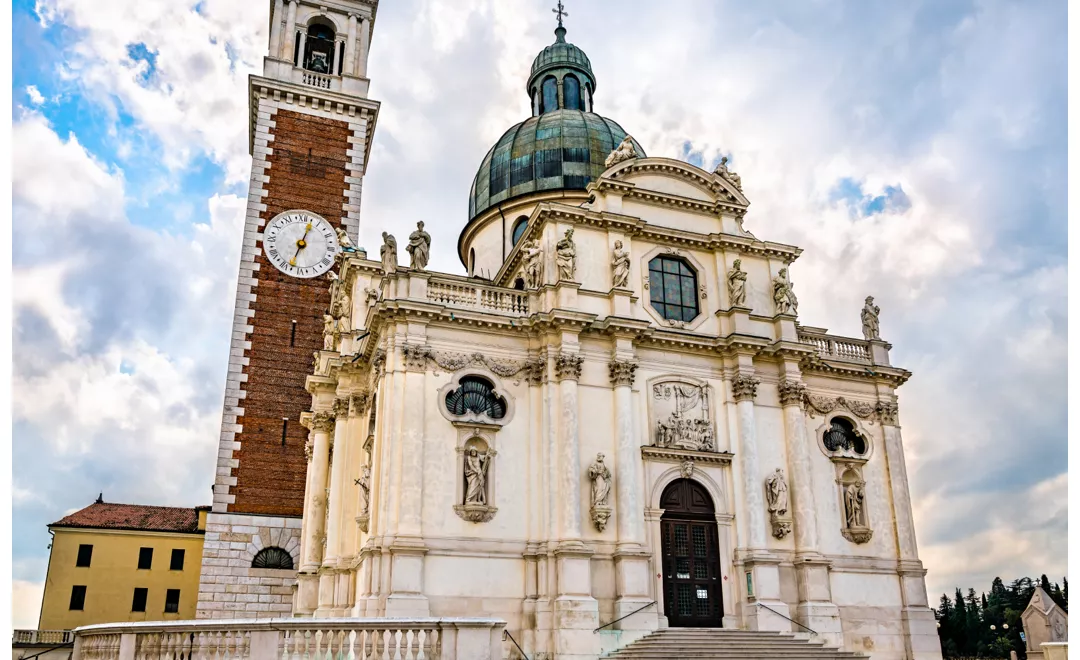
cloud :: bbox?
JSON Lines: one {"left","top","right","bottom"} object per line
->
{"left": 25, "top": 85, "right": 45, "bottom": 105}
{"left": 12, "top": 581, "right": 44, "bottom": 630}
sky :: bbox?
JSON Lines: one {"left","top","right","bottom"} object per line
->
{"left": 10, "top": 0, "right": 1066, "bottom": 628}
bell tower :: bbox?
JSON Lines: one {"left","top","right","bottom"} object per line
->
{"left": 196, "top": 0, "right": 380, "bottom": 619}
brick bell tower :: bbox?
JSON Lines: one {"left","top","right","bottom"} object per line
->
{"left": 196, "top": 0, "right": 380, "bottom": 619}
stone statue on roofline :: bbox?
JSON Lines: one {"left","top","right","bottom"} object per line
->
{"left": 380, "top": 232, "right": 398, "bottom": 275}
{"left": 605, "top": 135, "right": 638, "bottom": 168}
{"left": 555, "top": 228, "right": 577, "bottom": 281}
{"left": 861, "top": 296, "right": 881, "bottom": 340}
{"left": 523, "top": 239, "right": 544, "bottom": 289}
{"left": 406, "top": 221, "right": 431, "bottom": 271}
{"left": 714, "top": 155, "right": 742, "bottom": 191}
{"left": 727, "top": 259, "right": 748, "bottom": 307}
{"left": 773, "top": 267, "right": 798, "bottom": 315}
{"left": 611, "top": 240, "right": 630, "bottom": 289}
{"left": 336, "top": 227, "right": 356, "bottom": 253}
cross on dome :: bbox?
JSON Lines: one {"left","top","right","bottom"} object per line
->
{"left": 552, "top": 1, "right": 568, "bottom": 28}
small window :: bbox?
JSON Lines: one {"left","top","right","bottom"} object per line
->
{"left": 138, "top": 547, "right": 153, "bottom": 570}
{"left": 170, "top": 549, "right": 185, "bottom": 571}
{"left": 511, "top": 217, "right": 529, "bottom": 246}
{"left": 648, "top": 256, "right": 699, "bottom": 322}
{"left": 131, "top": 588, "right": 148, "bottom": 613}
{"left": 823, "top": 418, "right": 866, "bottom": 454}
{"left": 563, "top": 74, "right": 582, "bottom": 111}
{"left": 76, "top": 544, "right": 93, "bottom": 567}
{"left": 445, "top": 376, "right": 506, "bottom": 420}
{"left": 541, "top": 76, "right": 559, "bottom": 113}
{"left": 164, "top": 589, "right": 180, "bottom": 614}
{"left": 69, "top": 585, "right": 86, "bottom": 611}
{"left": 252, "top": 547, "right": 295, "bottom": 570}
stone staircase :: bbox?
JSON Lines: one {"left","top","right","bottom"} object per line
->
{"left": 604, "top": 628, "right": 868, "bottom": 659}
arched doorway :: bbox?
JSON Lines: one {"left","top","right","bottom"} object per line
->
{"left": 660, "top": 478, "right": 723, "bottom": 627}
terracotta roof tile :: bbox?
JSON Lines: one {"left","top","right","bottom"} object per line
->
{"left": 50, "top": 501, "right": 205, "bottom": 534}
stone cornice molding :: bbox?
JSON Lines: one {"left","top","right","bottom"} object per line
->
{"left": 600, "top": 156, "right": 750, "bottom": 209}
{"left": 608, "top": 359, "right": 638, "bottom": 387}
{"left": 731, "top": 374, "right": 761, "bottom": 402}
{"left": 799, "top": 355, "right": 911, "bottom": 387}
{"left": 555, "top": 353, "right": 584, "bottom": 381}
{"left": 640, "top": 445, "right": 733, "bottom": 466}
{"left": 777, "top": 379, "right": 807, "bottom": 406}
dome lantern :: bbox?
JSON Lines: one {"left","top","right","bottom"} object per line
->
{"left": 527, "top": 24, "right": 597, "bottom": 116}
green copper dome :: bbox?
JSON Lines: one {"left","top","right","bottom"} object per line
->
{"left": 468, "top": 26, "right": 645, "bottom": 221}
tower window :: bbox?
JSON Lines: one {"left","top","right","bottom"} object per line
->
{"left": 541, "top": 77, "right": 558, "bottom": 114}
{"left": 252, "top": 547, "right": 295, "bottom": 570}
{"left": 563, "top": 74, "right": 583, "bottom": 111}
{"left": 648, "top": 256, "right": 699, "bottom": 322}
{"left": 303, "top": 23, "right": 336, "bottom": 74}
{"left": 511, "top": 217, "right": 529, "bottom": 245}
{"left": 445, "top": 376, "right": 506, "bottom": 420}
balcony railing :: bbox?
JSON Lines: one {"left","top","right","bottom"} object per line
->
{"left": 301, "top": 70, "right": 333, "bottom": 89}
{"left": 13, "top": 629, "right": 75, "bottom": 645}
{"left": 71, "top": 617, "right": 506, "bottom": 660}
{"left": 798, "top": 331, "right": 872, "bottom": 363}
{"left": 427, "top": 278, "right": 530, "bottom": 316}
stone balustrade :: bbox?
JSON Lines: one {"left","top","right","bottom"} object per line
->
{"left": 71, "top": 618, "right": 506, "bottom": 660}
{"left": 13, "top": 629, "right": 76, "bottom": 645}
{"left": 426, "top": 276, "right": 530, "bottom": 316}
{"left": 798, "top": 329, "right": 874, "bottom": 364}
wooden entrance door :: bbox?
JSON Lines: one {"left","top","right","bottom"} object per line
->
{"left": 660, "top": 479, "right": 723, "bottom": 628}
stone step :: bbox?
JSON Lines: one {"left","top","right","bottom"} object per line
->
{"left": 605, "top": 629, "right": 868, "bottom": 660}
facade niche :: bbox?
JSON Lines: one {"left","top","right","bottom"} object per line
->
{"left": 454, "top": 435, "right": 497, "bottom": 523}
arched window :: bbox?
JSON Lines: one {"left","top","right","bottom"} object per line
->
{"left": 304, "top": 23, "right": 336, "bottom": 73}
{"left": 823, "top": 418, "right": 866, "bottom": 454}
{"left": 445, "top": 376, "right": 506, "bottom": 420}
{"left": 251, "top": 547, "right": 294, "bottom": 570}
{"left": 469, "top": 248, "right": 476, "bottom": 276}
{"left": 541, "top": 77, "right": 559, "bottom": 114}
{"left": 511, "top": 216, "right": 529, "bottom": 245}
{"left": 513, "top": 277, "right": 525, "bottom": 290}
{"left": 563, "top": 75, "right": 583, "bottom": 112}
{"left": 648, "top": 256, "right": 699, "bottom": 322}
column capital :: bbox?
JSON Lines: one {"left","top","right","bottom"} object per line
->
{"left": 332, "top": 397, "right": 350, "bottom": 418}
{"left": 777, "top": 379, "right": 807, "bottom": 407}
{"left": 306, "top": 411, "right": 336, "bottom": 433}
{"left": 608, "top": 359, "right": 638, "bottom": 387}
{"left": 875, "top": 401, "right": 899, "bottom": 426}
{"left": 349, "top": 390, "right": 370, "bottom": 416}
{"left": 555, "top": 352, "right": 583, "bottom": 381}
{"left": 731, "top": 374, "right": 761, "bottom": 402}
{"left": 401, "top": 344, "right": 430, "bottom": 372}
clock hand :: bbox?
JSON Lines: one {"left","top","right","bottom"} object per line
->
{"left": 289, "top": 222, "right": 314, "bottom": 266}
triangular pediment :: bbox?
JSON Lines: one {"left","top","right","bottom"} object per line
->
{"left": 597, "top": 156, "right": 750, "bottom": 209}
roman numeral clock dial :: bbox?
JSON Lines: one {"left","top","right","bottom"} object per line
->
{"left": 262, "top": 210, "right": 340, "bottom": 278}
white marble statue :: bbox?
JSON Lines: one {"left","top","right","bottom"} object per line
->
{"left": 714, "top": 156, "right": 742, "bottom": 190}
{"left": 588, "top": 453, "right": 611, "bottom": 507}
{"left": 523, "top": 239, "right": 544, "bottom": 289}
{"left": 463, "top": 448, "right": 489, "bottom": 505}
{"left": 765, "top": 468, "right": 789, "bottom": 517}
{"left": 844, "top": 481, "right": 865, "bottom": 528}
{"left": 861, "top": 296, "right": 881, "bottom": 340}
{"left": 322, "top": 313, "right": 336, "bottom": 351}
{"left": 336, "top": 226, "right": 355, "bottom": 252}
{"left": 555, "top": 228, "right": 577, "bottom": 281}
{"left": 380, "top": 232, "right": 398, "bottom": 275}
{"left": 358, "top": 464, "right": 371, "bottom": 515}
{"left": 727, "top": 259, "right": 748, "bottom": 307}
{"left": 611, "top": 240, "right": 630, "bottom": 289}
{"left": 406, "top": 221, "right": 431, "bottom": 271}
{"left": 604, "top": 135, "right": 638, "bottom": 168}
{"left": 773, "top": 268, "right": 798, "bottom": 315}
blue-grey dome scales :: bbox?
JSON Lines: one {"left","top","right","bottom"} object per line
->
{"left": 468, "top": 26, "right": 645, "bottom": 221}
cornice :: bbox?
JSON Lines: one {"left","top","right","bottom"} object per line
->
{"left": 641, "top": 445, "right": 733, "bottom": 466}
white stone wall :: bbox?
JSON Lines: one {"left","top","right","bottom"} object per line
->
{"left": 196, "top": 513, "right": 302, "bottom": 619}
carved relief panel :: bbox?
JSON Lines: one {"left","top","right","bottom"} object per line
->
{"left": 650, "top": 377, "right": 716, "bottom": 453}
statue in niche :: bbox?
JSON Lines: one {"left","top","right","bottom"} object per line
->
{"left": 714, "top": 156, "right": 742, "bottom": 191}
{"left": 652, "top": 382, "right": 715, "bottom": 452}
{"left": 727, "top": 259, "right": 748, "bottom": 307}
{"left": 329, "top": 272, "right": 351, "bottom": 334}
{"left": 765, "top": 468, "right": 792, "bottom": 540}
{"left": 861, "top": 295, "right": 881, "bottom": 340}
{"left": 322, "top": 312, "right": 336, "bottom": 351}
{"left": 588, "top": 453, "right": 611, "bottom": 507}
{"left": 611, "top": 240, "right": 630, "bottom": 289}
{"left": 406, "top": 221, "right": 431, "bottom": 271}
{"left": 358, "top": 464, "right": 371, "bottom": 515}
{"left": 380, "top": 232, "right": 398, "bottom": 275}
{"left": 605, "top": 135, "right": 638, "bottom": 168}
{"left": 463, "top": 448, "right": 490, "bottom": 506}
{"left": 555, "top": 228, "right": 577, "bottom": 281}
{"left": 336, "top": 227, "right": 356, "bottom": 253}
{"left": 523, "top": 239, "right": 544, "bottom": 289}
{"left": 844, "top": 481, "right": 866, "bottom": 529}
{"left": 772, "top": 267, "right": 798, "bottom": 315}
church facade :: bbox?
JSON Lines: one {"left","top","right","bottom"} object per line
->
{"left": 197, "top": 2, "right": 944, "bottom": 659}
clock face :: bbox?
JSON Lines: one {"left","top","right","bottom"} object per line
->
{"left": 262, "top": 210, "right": 340, "bottom": 278}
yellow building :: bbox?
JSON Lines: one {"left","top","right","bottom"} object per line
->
{"left": 38, "top": 496, "right": 209, "bottom": 630}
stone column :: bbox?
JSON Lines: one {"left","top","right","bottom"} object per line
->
{"left": 317, "top": 398, "right": 351, "bottom": 615}
{"left": 283, "top": 0, "right": 298, "bottom": 62}
{"left": 269, "top": 0, "right": 285, "bottom": 60}
{"left": 302, "top": 411, "right": 334, "bottom": 570}
{"left": 610, "top": 359, "right": 656, "bottom": 638}
{"left": 358, "top": 18, "right": 371, "bottom": 78}
{"left": 779, "top": 376, "right": 841, "bottom": 644}
{"left": 732, "top": 373, "right": 791, "bottom": 632}
{"left": 296, "top": 31, "right": 308, "bottom": 68}
{"left": 553, "top": 350, "right": 599, "bottom": 660}
{"left": 879, "top": 401, "right": 943, "bottom": 660}
{"left": 344, "top": 14, "right": 358, "bottom": 76}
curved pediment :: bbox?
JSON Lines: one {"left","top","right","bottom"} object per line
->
{"left": 598, "top": 156, "right": 750, "bottom": 210}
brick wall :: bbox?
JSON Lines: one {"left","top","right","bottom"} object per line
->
{"left": 228, "top": 108, "right": 353, "bottom": 516}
